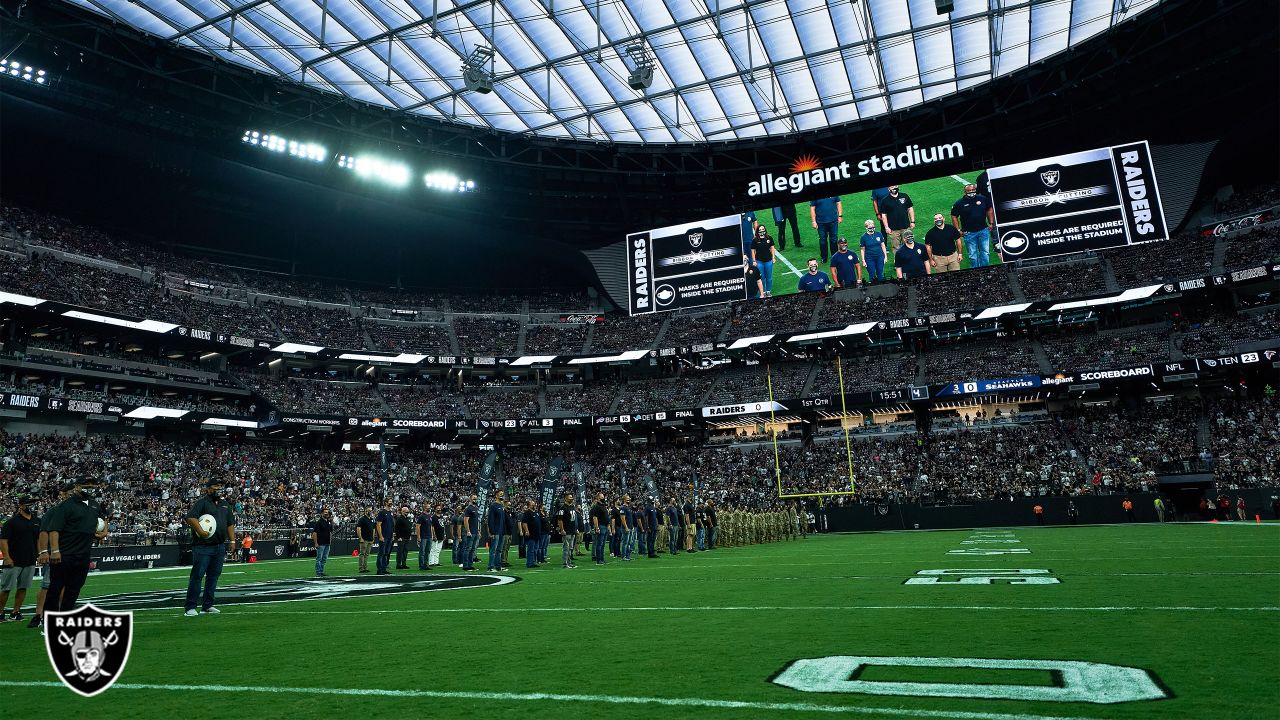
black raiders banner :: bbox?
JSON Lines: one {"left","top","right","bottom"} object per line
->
{"left": 573, "top": 462, "right": 588, "bottom": 527}
{"left": 644, "top": 474, "right": 658, "bottom": 500}
{"left": 987, "top": 140, "right": 1167, "bottom": 262}
{"left": 540, "top": 457, "right": 562, "bottom": 513}
{"left": 475, "top": 450, "right": 498, "bottom": 533}
{"left": 625, "top": 214, "right": 746, "bottom": 315}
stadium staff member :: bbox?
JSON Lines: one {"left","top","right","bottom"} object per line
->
{"left": 924, "top": 213, "right": 963, "bottom": 272}
{"left": 808, "top": 196, "right": 842, "bottom": 263}
{"left": 356, "top": 506, "right": 374, "bottom": 574}
{"left": 859, "top": 220, "right": 888, "bottom": 284}
{"left": 751, "top": 225, "right": 778, "bottom": 297}
{"left": 557, "top": 495, "right": 578, "bottom": 569}
{"left": 744, "top": 257, "right": 764, "bottom": 300}
{"left": 878, "top": 185, "right": 915, "bottom": 252}
{"left": 27, "top": 487, "right": 71, "bottom": 630}
{"left": 43, "top": 477, "right": 107, "bottom": 614}
{"left": 374, "top": 499, "right": 396, "bottom": 575}
{"left": 184, "top": 478, "right": 235, "bottom": 617}
{"left": 771, "top": 204, "right": 801, "bottom": 250}
{"left": 798, "top": 258, "right": 832, "bottom": 293}
{"left": 312, "top": 509, "right": 333, "bottom": 577}
{"left": 894, "top": 231, "right": 931, "bottom": 280}
{"left": 0, "top": 493, "right": 40, "bottom": 622}
{"left": 829, "top": 237, "right": 862, "bottom": 289}
{"left": 239, "top": 532, "right": 253, "bottom": 563}
{"left": 951, "top": 183, "right": 994, "bottom": 267}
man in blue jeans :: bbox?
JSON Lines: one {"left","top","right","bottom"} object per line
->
{"left": 589, "top": 493, "right": 609, "bottom": 565}
{"left": 665, "top": 498, "right": 681, "bottom": 555}
{"left": 461, "top": 495, "right": 480, "bottom": 571}
{"left": 311, "top": 509, "right": 333, "bottom": 577}
{"left": 859, "top": 220, "right": 887, "bottom": 284}
{"left": 809, "top": 196, "right": 842, "bottom": 263}
{"left": 487, "top": 490, "right": 506, "bottom": 571}
{"left": 374, "top": 500, "right": 395, "bottom": 575}
{"left": 951, "top": 183, "right": 994, "bottom": 267}
{"left": 184, "top": 478, "right": 236, "bottom": 617}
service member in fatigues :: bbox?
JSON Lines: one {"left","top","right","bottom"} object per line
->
{"left": 184, "top": 478, "right": 236, "bottom": 617}
{"left": 42, "top": 477, "right": 107, "bottom": 613}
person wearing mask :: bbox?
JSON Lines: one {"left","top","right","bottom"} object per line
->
{"left": 557, "top": 495, "right": 578, "bottom": 569}
{"left": 393, "top": 506, "right": 413, "bottom": 570}
{"left": 750, "top": 225, "right": 778, "bottom": 297}
{"left": 355, "top": 507, "right": 374, "bottom": 574}
{"left": 808, "top": 196, "right": 842, "bottom": 263}
{"left": 311, "top": 508, "right": 333, "bottom": 577}
{"left": 828, "top": 237, "right": 862, "bottom": 289}
{"left": 0, "top": 493, "right": 40, "bottom": 622}
{"left": 797, "top": 258, "right": 833, "bottom": 293}
{"left": 590, "top": 493, "right": 609, "bottom": 566}
{"left": 744, "top": 257, "right": 764, "bottom": 300}
{"left": 859, "top": 220, "right": 888, "bottom": 284}
{"left": 878, "top": 185, "right": 915, "bottom": 252}
{"left": 894, "top": 231, "right": 931, "bottom": 280}
{"left": 487, "top": 490, "right": 507, "bottom": 572}
{"left": 951, "top": 183, "right": 995, "bottom": 267}
{"left": 43, "top": 478, "right": 109, "bottom": 615}
{"left": 924, "top": 213, "right": 963, "bottom": 273}
{"left": 374, "top": 500, "right": 396, "bottom": 575}
{"left": 182, "top": 478, "right": 235, "bottom": 617}
{"left": 772, "top": 205, "right": 801, "bottom": 250}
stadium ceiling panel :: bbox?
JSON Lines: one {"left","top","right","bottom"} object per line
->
{"left": 62, "top": 0, "right": 1159, "bottom": 144}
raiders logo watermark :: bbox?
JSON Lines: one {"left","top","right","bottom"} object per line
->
{"left": 687, "top": 231, "right": 704, "bottom": 248}
{"left": 44, "top": 604, "right": 134, "bottom": 697}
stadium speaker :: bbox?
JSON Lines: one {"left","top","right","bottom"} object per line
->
{"left": 935, "top": 0, "right": 953, "bottom": 13}
{"left": 463, "top": 67, "right": 493, "bottom": 93}
{"left": 628, "top": 66, "right": 654, "bottom": 91}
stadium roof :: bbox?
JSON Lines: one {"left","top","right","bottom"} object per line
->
{"left": 65, "top": 0, "right": 1157, "bottom": 144}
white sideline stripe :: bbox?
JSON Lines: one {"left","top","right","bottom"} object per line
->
{"left": 951, "top": 174, "right": 971, "bottom": 185}
{"left": 138, "top": 604, "right": 1280, "bottom": 616}
{"left": 775, "top": 250, "right": 804, "bottom": 278}
{"left": 0, "top": 680, "right": 1097, "bottom": 720}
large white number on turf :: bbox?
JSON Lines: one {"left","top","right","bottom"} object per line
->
{"left": 947, "top": 548, "right": 1031, "bottom": 555}
{"left": 771, "top": 656, "right": 1168, "bottom": 704}
{"left": 905, "top": 569, "right": 1059, "bottom": 585}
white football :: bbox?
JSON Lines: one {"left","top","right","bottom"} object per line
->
{"left": 96, "top": 518, "right": 107, "bottom": 533}
{"left": 198, "top": 514, "right": 218, "bottom": 537}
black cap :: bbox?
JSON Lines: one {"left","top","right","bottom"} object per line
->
{"left": 16, "top": 492, "right": 34, "bottom": 504}
{"left": 205, "top": 478, "right": 224, "bottom": 488}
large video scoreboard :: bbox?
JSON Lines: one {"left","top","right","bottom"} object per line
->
{"left": 626, "top": 214, "right": 746, "bottom": 315}
{"left": 987, "top": 140, "right": 1168, "bottom": 261}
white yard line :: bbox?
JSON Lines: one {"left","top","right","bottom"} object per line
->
{"left": 127, "top": 604, "right": 1280, "bottom": 617}
{"left": 0, "top": 680, "right": 1102, "bottom": 720}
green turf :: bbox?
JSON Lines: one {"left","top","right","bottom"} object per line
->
{"left": 752, "top": 171, "right": 998, "bottom": 295}
{"left": 3, "top": 524, "right": 1277, "bottom": 719}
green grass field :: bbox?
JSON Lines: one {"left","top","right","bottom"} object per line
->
{"left": 3, "top": 524, "right": 1277, "bottom": 719}
{"left": 752, "top": 171, "right": 1000, "bottom": 295}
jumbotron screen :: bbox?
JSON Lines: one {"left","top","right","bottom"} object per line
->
{"left": 624, "top": 140, "right": 1167, "bottom": 315}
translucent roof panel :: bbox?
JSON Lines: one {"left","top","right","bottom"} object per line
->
{"left": 65, "top": 0, "right": 1159, "bottom": 144}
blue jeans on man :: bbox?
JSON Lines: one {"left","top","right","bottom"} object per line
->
{"left": 964, "top": 228, "right": 991, "bottom": 267}
{"left": 647, "top": 528, "right": 659, "bottom": 557}
{"left": 461, "top": 534, "right": 477, "bottom": 570}
{"left": 376, "top": 537, "right": 393, "bottom": 573}
{"left": 669, "top": 526, "right": 681, "bottom": 555}
{"left": 756, "top": 260, "right": 774, "bottom": 294}
{"left": 185, "top": 543, "right": 227, "bottom": 612}
{"left": 592, "top": 528, "right": 607, "bottom": 564}
{"left": 418, "top": 539, "right": 430, "bottom": 570}
{"left": 637, "top": 528, "right": 648, "bottom": 556}
{"left": 541, "top": 534, "right": 551, "bottom": 563}
{"left": 315, "top": 544, "right": 330, "bottom": 576}
{"left": 487, "top": 534, "right": 504, "bottom": 570}
{"left": 696, "top": 526, "right": 706, "bottom": 551}
{"left": 816, "top": 222, "right": 838, "bottom": 263}
{"left": 864, "top": 252, "right": 885, "bottom": 284}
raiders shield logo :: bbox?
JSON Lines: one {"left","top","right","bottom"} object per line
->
{"left": 45, "top": 604, "right": 133, "bottom": 697}
{"left": 1039, "top": 169, "right": 1061, "bottom": 188}
{"left": 688, "top": 232, "right": 704, "bottom": 248}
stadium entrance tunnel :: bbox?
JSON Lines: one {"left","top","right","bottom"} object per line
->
{"left": 83, "top": 575, "right": 519, "bottom": 611}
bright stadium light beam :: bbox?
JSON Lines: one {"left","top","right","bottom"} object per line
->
{"left": 340, "top": 155, "right": 411, "bottom": 188}
{"left": 242, "top": 130, "right": 327, "bottom": 163}
{"left": 424, "top": 171, "right": 477, "bottom": 193}
{"left": 3, "top": 59, "right": 48, "bottom": 87}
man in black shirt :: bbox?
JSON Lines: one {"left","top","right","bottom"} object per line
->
{"left": 355, "top": 508, "right": 375, "bottom": 574}
{"left": 878, "top": 185, "right": 915, "bottom": 252}
{"left": 644, "top": 498, "right": 659, "bottom": 558}
{"left": 461, "top": 495, "right": 480, "bottom": 572}
{"left": 664, "top": 498, "right": 681, "bottom": 555}
{"left": 0, "top": 493, "right": 40, "bottom": 622}
{"left": 44, "top": 477, "right": 107, "bottom": 614}
{"left": 311, "top": 509, "right": 333, "bottom": 577}
{"left": 557, "top": 495, "right": 578, "bottom": 569}
{"left": 894, "top": 231, "right": 931, "bottom": 280}
{"left": 951, "top": 183, "right": 995, "bottom": 267}
{"left": 184, "top": 478, "right": 236, "bottom": 617}
{"left": 416, "top": 507, "right": 433, "bottom": 571}
{"left": 924, "top": 213, "right": 963, "bottom": 273}
{"left": 394, "top": 506, "right": 413, "bottom": 570}
{"left": 608, "top": 501, "right": 622, "bottom": 559}
{"left": 520, "top": 502, "right": 540, "bottom": 569}
{"left": 429, "top": 504, "right": 446, "bottom": 567}
{"left": 744, "top": 258, "right": 764, "bottom": 300}
{"left": 706, "top": 500, "right": 719, "bottom": 551}
{"left": 374, "top": 500, "right": 396, "bottom": 575}
{"left": 589, "top": 494, "right": 609, "bottom": 566}
{"left": 750, "top": 225, "right": 778, "bottom": 297}
{"left": 682, "top": 498, "right": 697, "bottom": 553}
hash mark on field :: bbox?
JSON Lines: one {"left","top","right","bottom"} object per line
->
{"left": 951, "top": 174, "right": 971, "bottom": 185}
{"left": 0, "top": 680, "right": 1100, "bottom": 720}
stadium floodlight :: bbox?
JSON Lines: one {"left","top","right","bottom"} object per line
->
{"left": 340, "top": 154, "right": 411, "bottom": 187}
{"left": 625, "top": 44, "right": 654, "bottom": 91}
{"left": 2, "top": 59, "right": 47, "bottom": 87}
{"left": 462, "top": 45, "right": 495, "bottom": 94}
{"left": 424, "top": 172, "right": 478, "bottom": 193}
{"left": 242, "top": 130, "right": 327, "bottom": 163}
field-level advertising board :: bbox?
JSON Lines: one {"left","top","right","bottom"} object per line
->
{"left": 988, "top": 140, "right": 1167, "bottom": 262}
{"left": 626, "top": 214, "right": 746, "bottom": 315}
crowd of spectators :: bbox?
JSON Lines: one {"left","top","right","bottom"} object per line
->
{"left": 1015, "top": 262, "right": 1107, "bottom": 302}
{"left": 1215, "top": 181, "right": 1280, "bottom": 217}
{"left": 544, "top": 382, "right": 621, "bottom": 415}
{"left": 378, "top": 382, "right": 467, "bottom": 419}
{"left": 1208, "top": 395, "right": 1280, "bottom": 489}
{"left": 238, "top": 374, "right": 381, "bottom": 415}
{"left": 1058, "top": 399, "right": 1199, "bottom": 490}
{"left": 810, "top": 353, "right": 919, "bottom": 395}
{"left": 524, "top": 323, "right": 589, "bottom": 354}
{"left": 588, "top": 314, "right": 665, "bottom": 352}
{"left": 261, "top": 302, "right": 367, "bottom": 349}
{"left": 915, "top": 266, "right": 1014, "bottom": 314}
{"left": 1040, "top": 325, "right": 1171, "bottom": 371}
{"left": 924, "top": 340, "right": 1040, "bottom": 382}
{"left": 707, "top": 363, "right": 810, "bottom": 404}
{"left": 1224, "top": 226, "right": 1280, "bottom": 269}
{"left": 614, "top": 374, "right": 715, "bottom": 413}
{"left": 364, "top": 321, "right": 453, "bottom": 353}
{"left": 662, "top": 310, "right": 730, "bottom": 347}
{"left": 453, "top": 317, "right": 522, "bottom": 355}
{"left": 1175, "top": 308, "right": 1280, "bottom": 356}
{"left": 729, "top": 294, "right": 815, "bottom": 337}
{"left": 1106, "top": 232, "right": 1215, "bottom": 287}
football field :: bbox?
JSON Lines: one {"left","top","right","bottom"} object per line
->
{"left": 752, "top": 171, "right": 999, "bottom": 296}
{"left": 3, "top": 523, "right": 1277, "bottom": 719}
